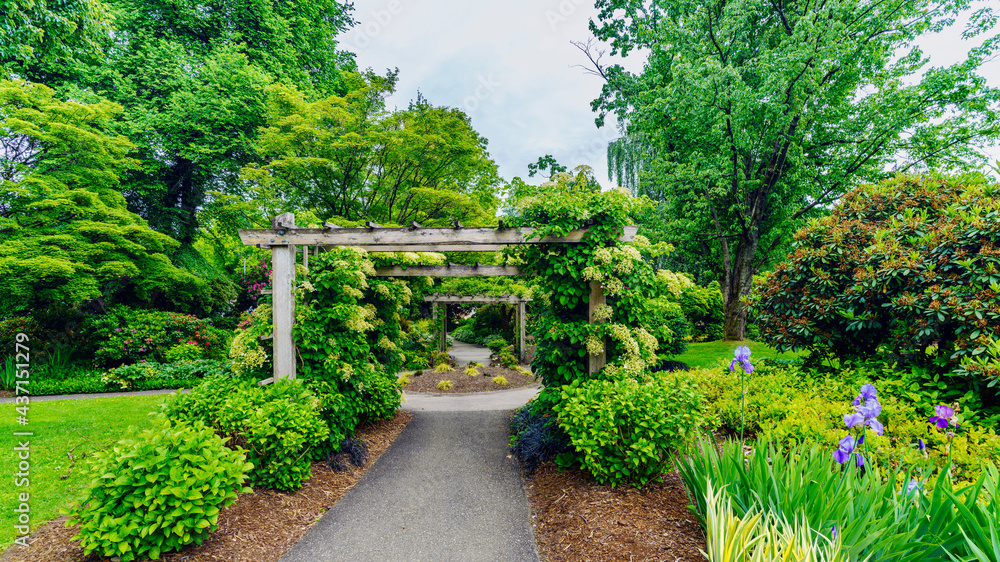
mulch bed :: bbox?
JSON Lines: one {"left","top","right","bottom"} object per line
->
{"left": 0, "top": 412, "right": 412, "bottom": 562}
{"left": 401, "top": 363, "right": 539, "bottom": 393}
{"left": 525, "top": 463, "right": 707, "bottom": 562}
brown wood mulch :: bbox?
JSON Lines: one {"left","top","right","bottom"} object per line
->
{"left": 401, "top": 364, "right": 539, "bottom": 393}
{"left": 525, "top": 463, "right": 707, "bottom": 562}
{"left": 0, "top": 412, "right": 412, "bottom": 562}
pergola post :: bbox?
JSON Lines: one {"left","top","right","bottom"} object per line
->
{"left": 517, "top": 301, "right": 527, "bottom": 363}
{"left": 588, "top": 281, "right": 606, "bottom": 375}
{"left": 271, "top": 213, "right": 297, "bottom": 380}
{"left": 439, "top": 304, "right": 448, "bottom": 353}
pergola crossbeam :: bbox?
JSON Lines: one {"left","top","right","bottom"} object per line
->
{"left": 378, "top": 264, "right": 521, "bottom": 277}
{"left": 239, "top": 225, "right": 638, "bottom": 248}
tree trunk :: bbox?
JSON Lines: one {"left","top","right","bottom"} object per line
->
{"left": 721, "top": 236, "right": 759, "bottom": 341}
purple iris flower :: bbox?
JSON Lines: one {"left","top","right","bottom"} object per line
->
{"left": 853, "top": 384, "right": 878, "bottom": 406}
{"left": 833, "top": 434, "right": 860, "bottom": 465}
{"left": 907, "top": 478, "right": 920, "bottom": 493}
{"left": 832, "top": 525, "right": 837, "bottom": 540}
{"left": 844, "top": 393, "right": 884, "bottom": 435}
{"left": 729, "top": 346, "right": 754, "bottom": 374}
{"left": 929, "top": 405, "right": 956, "bottom": 430}
{"left": 918, "top": 438, "right": 926, "bottom": 451}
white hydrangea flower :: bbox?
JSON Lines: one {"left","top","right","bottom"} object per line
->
{"left": 583, "top": 266, "right": 604, "bottom": 282}
{"left": 604, "top": 277, "right": 625, "bottom": 295}
{"left": 594, "top": 247, "right": 613, "bottom": 265}
{"left": 592, "top": 304, "right": 613, "bottom": 322}
{"left": 586, "top": 334, "right": 605, "bottom": 356}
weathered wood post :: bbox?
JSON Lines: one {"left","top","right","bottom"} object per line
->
{"left": 271, "top": 213, "right": 296, "bottom": 380}
{"left": 517, "top": 300, "right": 527, "bottom": 363}
{"left": 588, "top": 281, "right": 606, "bottom": 375}
{"left": 440, "top": 304, "right": 448, "bottom": 352}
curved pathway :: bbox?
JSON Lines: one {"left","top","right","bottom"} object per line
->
{"left": 280, "top": 384, "right": 541, "bottom": 561}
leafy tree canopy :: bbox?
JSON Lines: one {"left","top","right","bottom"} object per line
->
{"left": 590, "top": 0, "right": 1000, "bottom": 339}
{"left": 242, "top": 75, "right": 502, "bottom": 226}
{"left": 0, "top": 80, "right": 210, "bottom": 315}
{"left": 1, "top": 0, "right": 113, "bottom": 79}
{"left": 24, "top": 0, "right": 359, "bottom": 243}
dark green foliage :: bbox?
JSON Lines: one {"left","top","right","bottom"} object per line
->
{"left": 327, "top": 437, "right": 369, "bottom": 472}
{"left": 103, "top": 359, "right": 234, "bottom": 391}
{"left": 163, "top": 377, "right": 329, "bottom": 491}
{"left": 753, "top": 174, "right": 1000, "bottom": 386}
{"left": 509, "top": 403, "right": 570, "bottom": 475}
{"left": 592, "top": 0, "right": 1000, "bottom": 340}
{"left": 557, "top": 375, "right": 703, "bottom": 488}
{"left": 65, "top": 417, "right": 252, "bottom": 561}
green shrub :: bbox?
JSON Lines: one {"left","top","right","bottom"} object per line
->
{"left": 679, "top": 282, "right": 724, "bottom": 341}
{"left": 499, "top": 352, "right": 518, "bottom": 369}
{"left": 753, "top": 174, "right": 1000, "bottom": 385}
{"left": 436, "top": 380, "right": 453, "bottom": 390}
{"left": 65, "top": 417, "right": 252, "bottom": 561}
{"left": 557, "top": 374, "right": 702, "bottom": 488}
{"left": 163, "top": 341, "right": 205, "bottom": 362}
{"left": 104, "top": 359, "right": 233, "bottom": 391}
{"left": 493, "top": 375, "right": 509, "bottom": 386}
{"left": 487, "top": 338, "right": 509, "bottom": 355}
{"left": 163, "top": 377, "right": 329, "bottom": 491}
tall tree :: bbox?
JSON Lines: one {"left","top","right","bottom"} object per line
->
{"left": 33, "top": 0, "right": 357, "bottom": 243}
{"left": 589, "top": 0, "right": 1000, "bottom": 339}
{"left": 1, "top": 0, "right": 113, "bottom": 80}
{"left": 0, "top": 80, "right": 209, "bottom": 315}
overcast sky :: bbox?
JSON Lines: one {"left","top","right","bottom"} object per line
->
{"left": 342, "top": 0, "right": 1000, "bottom": 187}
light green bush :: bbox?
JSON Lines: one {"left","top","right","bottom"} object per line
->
{"left": 65, "top": 417, "right": 251, "bottom": 561}
{"left": 557, "top": 374, "right": 702, "bottom": 488}
{"left": 163, "top": 377, "right": 329, "bottom": 491}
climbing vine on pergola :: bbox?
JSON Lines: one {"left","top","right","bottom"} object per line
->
{"left": 238, "top": 213, "right": 637, "bottom": 381}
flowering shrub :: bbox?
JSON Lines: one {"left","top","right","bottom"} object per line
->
{"left": 233, "top": 257, "right": 271, "bottom": 314}
{"left": 89, "top": 306, "right": 230, "bottom": 367}
{"left": 294, "top": 248, "right": 406, "bottom": 444}
{"left": 228, "top": 305, "right": 272, "bottom": 377}
{"left": 753, "top": 174, "right": 1000, "bottom": 386}
{"left": 510, "top": 188, "right": 664, "bottom": 412}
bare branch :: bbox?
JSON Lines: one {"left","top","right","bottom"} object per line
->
{"left": 571, "top": 38, "right": 609, "bottom": 81}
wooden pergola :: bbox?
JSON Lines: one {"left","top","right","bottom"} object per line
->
{"left": 238, "top": 213, "right": 638, "bottom": 382}
{"left": 424, "top": 293, "right": 532, "bottom": 362}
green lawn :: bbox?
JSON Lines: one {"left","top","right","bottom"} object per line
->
{"left": 0, "top": 394, "right": 168, "bottom": 549}
{"left": 674, "top": 339, "right": 806, "bottom": 370}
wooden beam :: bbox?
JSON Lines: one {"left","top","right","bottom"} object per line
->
{"left": 375, "top": 264, "right": 522, "bottom": 277}
{"left": 238, "top": 225, "right": 639, "bottom": 248}
{"left": 424, "top": 294, "right": 531, "bottom": 304}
